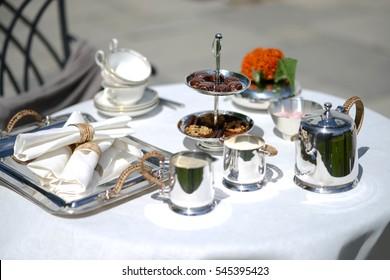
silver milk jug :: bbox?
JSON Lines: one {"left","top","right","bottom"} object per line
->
{"left": 140, "top": 150, "right": 217, "bottom": 216}
{"left": 294, "top": 96, "right": 364, "bottom": 193}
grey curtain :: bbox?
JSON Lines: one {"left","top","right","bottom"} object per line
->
{"left": 0, "top": 40, "right": 102, "bottom": 129}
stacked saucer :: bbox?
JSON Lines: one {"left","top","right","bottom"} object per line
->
{"left": 94, "top": 87, "right": 159, "bottom": 117}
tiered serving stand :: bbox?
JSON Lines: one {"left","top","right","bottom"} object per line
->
{"left": 178, "top": 33, "right": 253, "bottom": 152}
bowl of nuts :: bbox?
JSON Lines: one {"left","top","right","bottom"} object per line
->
{"left": 177, "top": 110, "right": 254, "bottom": 151}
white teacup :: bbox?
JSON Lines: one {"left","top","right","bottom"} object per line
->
{"left": 103, "top": 81, "right": 146, "bottom": 105}
{"left": 100, "top": 68, "right": 150, "bottom": 87}
{"left": 95, "top": 38, "right": 152, "bottom": 85}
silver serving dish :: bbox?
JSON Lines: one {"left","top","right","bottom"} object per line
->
{"left": 185, "top": 69, "right": 251, "bottom": 96}
{"left": 233, "top": 80, "right": 302, "bottom": 110}
{"left": 268, "top": 98, "right": 323, "bottom": 140}
{"left": 177, "top": 110, "right": 254, "bottom": 152}
{"left": 0, "top": 113, "right": 171, "bottom": 216}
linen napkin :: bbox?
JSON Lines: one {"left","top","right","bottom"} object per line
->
{"left": 13, "top": 115, "right": 134, "bottom": 162}
{"left": 27, "top": 111, "right": 87, "bottom": 187}
{"left": 23, "top": 112, "right": 139, "bottom": 199}
{"left": 26, "top": 112, "right": 113, "bottom": 194}
{"left": 98, "top": 138, "right": 143, "bottom": 184}
{"left": 49, "top": 139, "right": 114, "bottom": 197}
{"left": 48, "top": 138, "right": 144, "bottom": 199}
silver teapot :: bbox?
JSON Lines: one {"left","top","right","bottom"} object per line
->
{"left": 294, "top": 96, "right": 364, "bottom": 193}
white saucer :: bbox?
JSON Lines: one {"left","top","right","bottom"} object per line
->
{"left": 96, "top": 102, "right": 158, "bottom": 117}
{"left": 94, "top": 87, "right": 159, "bottom": 117}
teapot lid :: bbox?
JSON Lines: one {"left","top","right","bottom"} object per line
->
{"left": 302, "top": 102, "right": 353, "bottom": 130}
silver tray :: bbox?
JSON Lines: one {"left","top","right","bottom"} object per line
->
{"left": 0, "top": 113, "right": 171, "bottom": 217}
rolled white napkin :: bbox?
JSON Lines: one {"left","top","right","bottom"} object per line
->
{"left": 28, "top": 146, "right": 72, "bottom": 187}
{"left": 47, "top": 138, "right": 144, "bottom": 198}
{"left": 27, "top": 111, "right": 88, "bottom": 186}
{"left": 13, "top": 115, "right": 134, "bottom": 161}
{"left": 50, "top": 139, "right": 114, "bottom": 197}
{"left": 24, "top": 112, "right": 143, "bottom": 200}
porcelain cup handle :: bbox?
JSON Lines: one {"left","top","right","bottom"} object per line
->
{"left": 95, "top": 50, "right": 105, "bottom": 69}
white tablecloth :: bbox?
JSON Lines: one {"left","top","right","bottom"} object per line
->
{"left": 1, "top": 83, "right": 389, "bottom": 259}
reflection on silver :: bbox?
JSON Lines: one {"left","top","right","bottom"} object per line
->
{"left": 294, "top": 98, "right": 364, "bottom": 193}
{"left": 222, "top": 134, "right": 277, "bottom": 192}
{"left": 166, "top": 151, "right": 217, "bottom": 216}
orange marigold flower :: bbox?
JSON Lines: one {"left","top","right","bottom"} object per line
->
{"left": 241, "top": 48, "right": 284, "bottom": 81}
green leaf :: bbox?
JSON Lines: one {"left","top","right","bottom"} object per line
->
{"left": 274, "top": 57, "right": 297, "bottom": 93}
{"left": 251, "top": 69, "right": 264, "bottom": 86}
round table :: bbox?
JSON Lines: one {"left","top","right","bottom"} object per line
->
{"left": 0, "top": 83, "right": 389, "bottom": 259}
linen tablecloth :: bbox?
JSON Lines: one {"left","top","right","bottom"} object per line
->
{"left": 0, "top": 83, "right": 389, "bottom": 259}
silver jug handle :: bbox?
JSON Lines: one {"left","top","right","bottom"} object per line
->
{"left": 260, "top": 144, "right": 278, "bottom": 157}
{"left": 342, "top": 96, "right": 364, "bottom": 134}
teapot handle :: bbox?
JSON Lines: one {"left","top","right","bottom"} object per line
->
{"left": 342, "top": 96, "right": 364, "bottom": 134}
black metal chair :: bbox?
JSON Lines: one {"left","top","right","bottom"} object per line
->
{"left": 0, "top": 0, "right": 104, "bottom": 129}
{"left": 0, "top": 0, "right": 157, "bottom": 129}
{"left": 0, "top": 0, "right": 74, "bottom": 96}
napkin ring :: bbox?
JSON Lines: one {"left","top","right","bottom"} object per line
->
{"left": 75, "top": 142, "right": 102, "bottom": 157}
{"left": 69, "top": 123, "right": 95, "bottom": 144}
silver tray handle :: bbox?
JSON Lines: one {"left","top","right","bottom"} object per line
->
{"left": 140, "top": 151, "right": 167, "bottom": 194}
{"left": 6, "top": 109, "right": 44, "bottom": 133}
{"left": 106, "top": 151, "right": 166, "bottom": 200}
